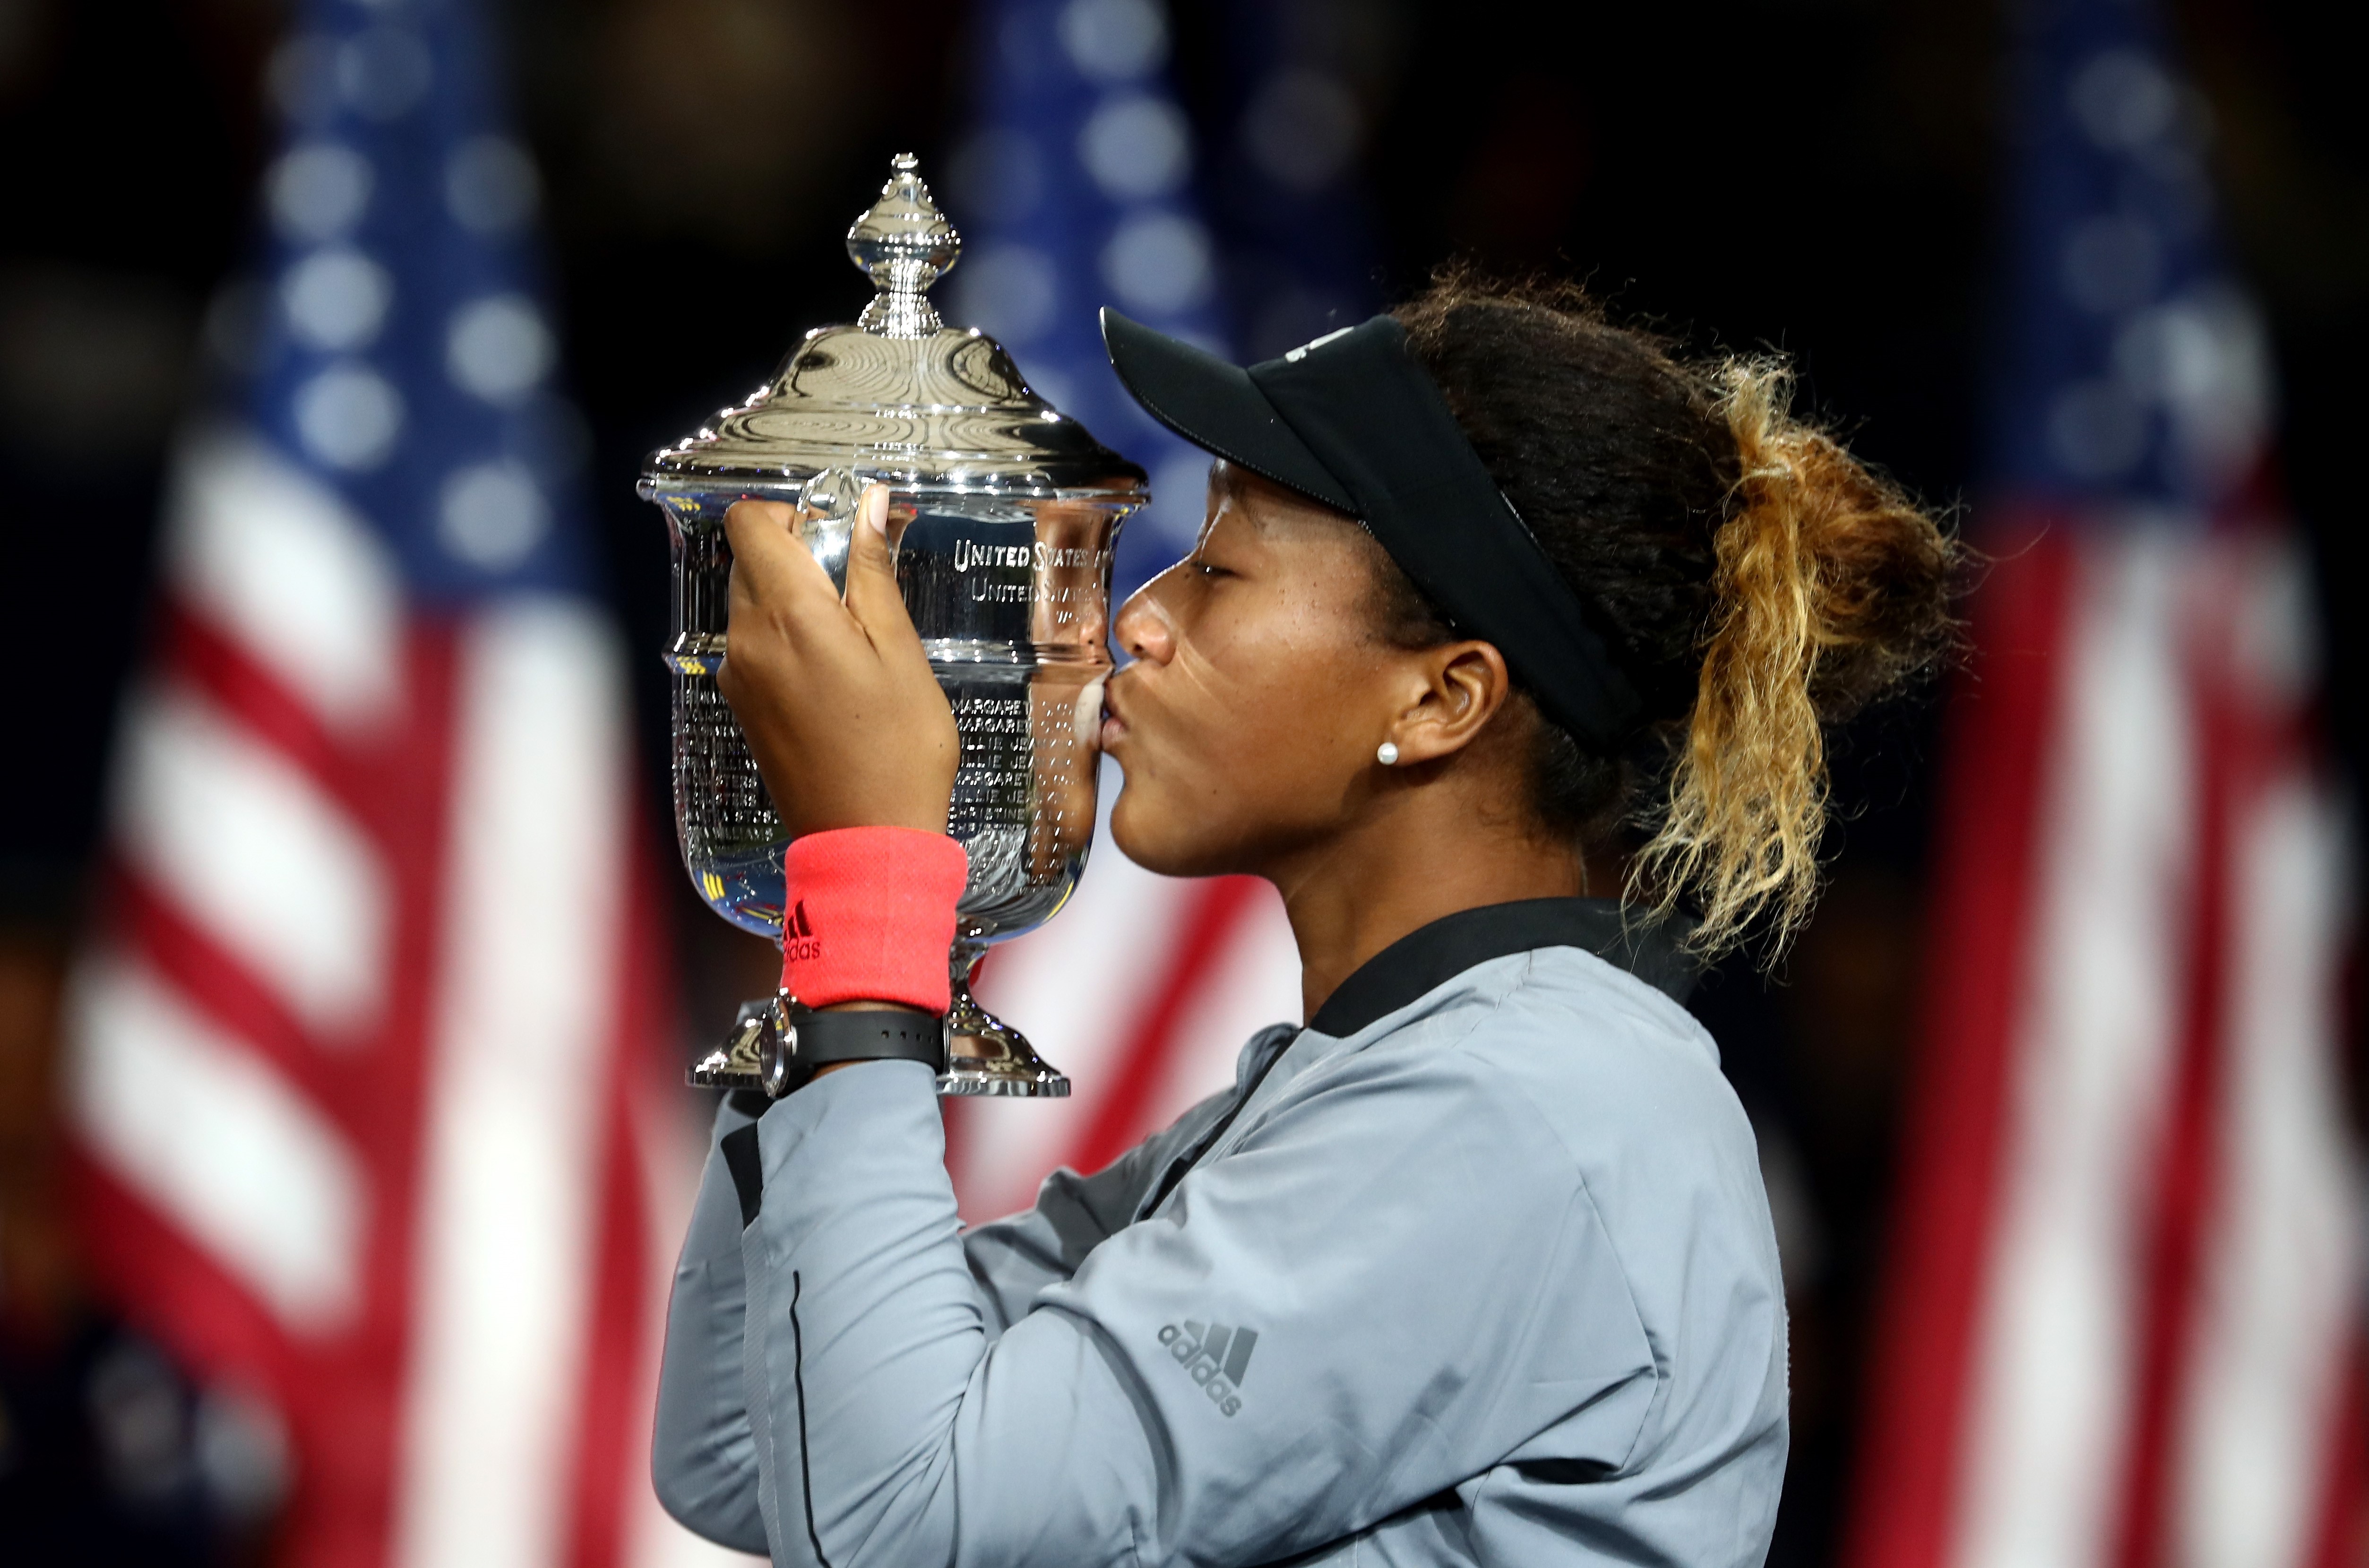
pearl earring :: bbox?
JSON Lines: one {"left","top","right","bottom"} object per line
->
{"left": 1377, "top": 741, "right": 1400, "bottom": 766}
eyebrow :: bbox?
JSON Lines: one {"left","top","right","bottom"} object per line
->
{"left": 1225, "top": 471, "right": 1365, "bottom": 548}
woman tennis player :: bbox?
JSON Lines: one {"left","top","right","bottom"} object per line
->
{"left": 652, "top": 274, "right": 1957, "bottom": 1568}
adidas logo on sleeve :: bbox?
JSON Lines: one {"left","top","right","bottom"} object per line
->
{"left": 1157, "top": 1319, "right": 1258, "bottom": 1417}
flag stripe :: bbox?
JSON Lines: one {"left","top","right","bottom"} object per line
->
{"left": 249, "top": 620, "right": 465, "bottom": 1568}
{"left": 2111, "top": 568, "right": 2243, "bottom": 1568}
{"left": 1960, "top": 530, "right": 2201, "bottom": 1568}
{"left": 563, "top": 840, "right": 670, "bottom": 1568}
{"left": 2306, "top": 1332, "right": 2368, "bottom": 1568}
{"left": 1068, "top": 874, "right": 1265, "bottom": 1175}
{"left": 162, "top": 427, "right": 405, "bottom": 734}
{"left": 68, "top": 951, "right": 368, "bottom": 1332}
{"left": 563, "top": 1057, "right": 647, "bottom": 1568}
{"left": 2172, "top": 756, "right": 2360, "bottom": 1568}
{"left": 1846, "top": 520, "right": 2078, "bottom": 1568}
{"left": 113, "top": 681, "right": 392, "bottom": 1037}
{"left": 394, "top": 604, "right": 630, "bottom": 1568}
{"left": 111, "top": 867, "right": 345, "bottom": 1112}
{"left": 1131, "top": 886, "right": 1301, "bottom": 1138}
{"left": 267, "top": 623, "right": 460, "bottom": 1568}
{"left": 158, "top": 599, "right": 366, "bottom": 808}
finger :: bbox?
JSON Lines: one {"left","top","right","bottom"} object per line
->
{"left": 724, "top": 499, "right": 844, "bottom": 636}
{"left": 840, "top": 485, "right": 929, "bottom": 661}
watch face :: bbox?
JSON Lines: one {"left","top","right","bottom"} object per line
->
{"left": 761, "top": 1021, "right": 799, "bottom": 1099}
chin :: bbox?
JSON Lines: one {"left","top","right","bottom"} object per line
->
{"left": 1108, "top": 781, "right": 1180, "bottom": 874}
{"left": 1109, "top": 775, "right": 1226, "bottom": 879}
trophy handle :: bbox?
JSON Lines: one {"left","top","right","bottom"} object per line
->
{"left": 939, "top": 940, "right": 1072, "bottom": 1098}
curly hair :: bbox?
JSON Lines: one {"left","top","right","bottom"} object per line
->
{"left": 1387, "top": 268, "right": 1961, "bottom": 960}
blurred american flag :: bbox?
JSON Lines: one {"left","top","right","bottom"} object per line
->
{"left": 60, "top": 0, "right": 712, "bottom": 1563}
{"left": 1848, "top": 0, "right": 2365, "bottom": 1564}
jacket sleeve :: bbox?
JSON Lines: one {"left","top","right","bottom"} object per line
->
{"left": 737, "top": 1051, "right": 1660, "bottom": 1568}
{"left": 957, "top": 1094, "right": 1224, "bottom": 1333}
{"left": 655, "top": 1069, "right": 1227, "bottom": 1546}
{"left": 956, "top": 1024, "right": 1287, "bottom": 1333}
{"left": 650, "top": 1093, "right": 771, "bottom": 1554}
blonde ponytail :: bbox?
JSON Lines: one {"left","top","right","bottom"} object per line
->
{"left": 1631, "top": 360, "right": 1960, "bottom": 958}
{"left": 1391, "top": 270, "right": 1960, "bottom": 963}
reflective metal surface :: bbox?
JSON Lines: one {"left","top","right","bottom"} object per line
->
{"left": 686, "top": 991, "right": 961, "bottom": 1101}
{"left": 645, "top": 154, "right": 1146, "bottom": 1098}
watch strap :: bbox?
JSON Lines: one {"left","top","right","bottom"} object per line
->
{"left": 761, "top": 999, "right": 947, "bottom": 1097}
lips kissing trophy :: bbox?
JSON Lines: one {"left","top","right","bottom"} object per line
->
{"left": 642, "top": 155, "right": 1145, "bottom": 1097}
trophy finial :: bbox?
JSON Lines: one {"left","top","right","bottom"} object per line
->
{"left": 847, "top": 152, "right": 960, "bottom": 337}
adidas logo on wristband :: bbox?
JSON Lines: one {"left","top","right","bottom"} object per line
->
{"left": 784, "top": 899, "right": 822, "bottom": 963}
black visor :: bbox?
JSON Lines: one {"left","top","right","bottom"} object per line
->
{"left": 1101, "top": 309, "right": 1645, "bottom": 752}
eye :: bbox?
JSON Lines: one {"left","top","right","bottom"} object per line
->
{"left": 1193, "top": 558, "right": 1232, "bottom": 580}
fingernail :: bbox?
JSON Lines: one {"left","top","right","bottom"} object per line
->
{"left": 865, "top": 487, "right": 888, "bottom": 535}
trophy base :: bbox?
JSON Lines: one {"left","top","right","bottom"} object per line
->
{"left": 686, "top": 998, "right": 771, "bottom": 1093}
{"left": 940, "top": 1024, "right": 1072, "bottom": 1098}
{"left": 942, "top": 939, "right": 1069, "bottom": 1097}
{"left": 685, "top": 983, "right": 1072, "bottom": 1100}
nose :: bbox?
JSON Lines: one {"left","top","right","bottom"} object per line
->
{"left": 1113, "top": 568, "right": 1180, "bottom": 666}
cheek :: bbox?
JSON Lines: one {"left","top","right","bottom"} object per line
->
{"left": 1169, "top": 590, "right": 1355, "bottom": 764}
{"left": 1113, "top": 587, "right": 1378, "bottom": 862}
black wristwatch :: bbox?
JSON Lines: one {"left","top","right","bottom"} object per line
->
{"left": 758, "top": 998, "right": 949, "bottom": 1098}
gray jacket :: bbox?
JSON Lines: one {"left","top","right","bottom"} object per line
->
{"left": 653, "top": 899, "right": 1788, "bottom": 1568}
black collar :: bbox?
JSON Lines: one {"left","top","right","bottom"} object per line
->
{"left": 1306, "top": 898, "right": 1699, "bottom": 1038}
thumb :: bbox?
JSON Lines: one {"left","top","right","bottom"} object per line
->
{"left": 841, "top": 484, "right": 926, "bottom": 658}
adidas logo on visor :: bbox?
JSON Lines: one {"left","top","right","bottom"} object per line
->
{"left": 1157, "top": 1318, "right": 1258, "bottom": 1417}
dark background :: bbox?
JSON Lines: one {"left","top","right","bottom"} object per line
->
{"left": 2, "top": 0, "right": 2362, "bottom": 1561}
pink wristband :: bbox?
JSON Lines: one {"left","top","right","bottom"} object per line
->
{"left": 778, "top": 827, "right": 969, "bottom": 1012}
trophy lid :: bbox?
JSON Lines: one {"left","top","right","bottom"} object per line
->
{"left": 642, "top": 155, "right": 1147, "bottom": 499}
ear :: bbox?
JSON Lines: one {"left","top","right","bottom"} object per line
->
{"left": 1387, "top": 639, "right": 1512, "bottom": 765}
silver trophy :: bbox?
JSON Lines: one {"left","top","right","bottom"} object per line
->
{"left": 641, "top": 154, "right": 1146, "bottom": 1097}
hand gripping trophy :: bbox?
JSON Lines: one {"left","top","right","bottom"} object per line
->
{"left": 640, "top": 155, "right": 1146, "bottom": 1098}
